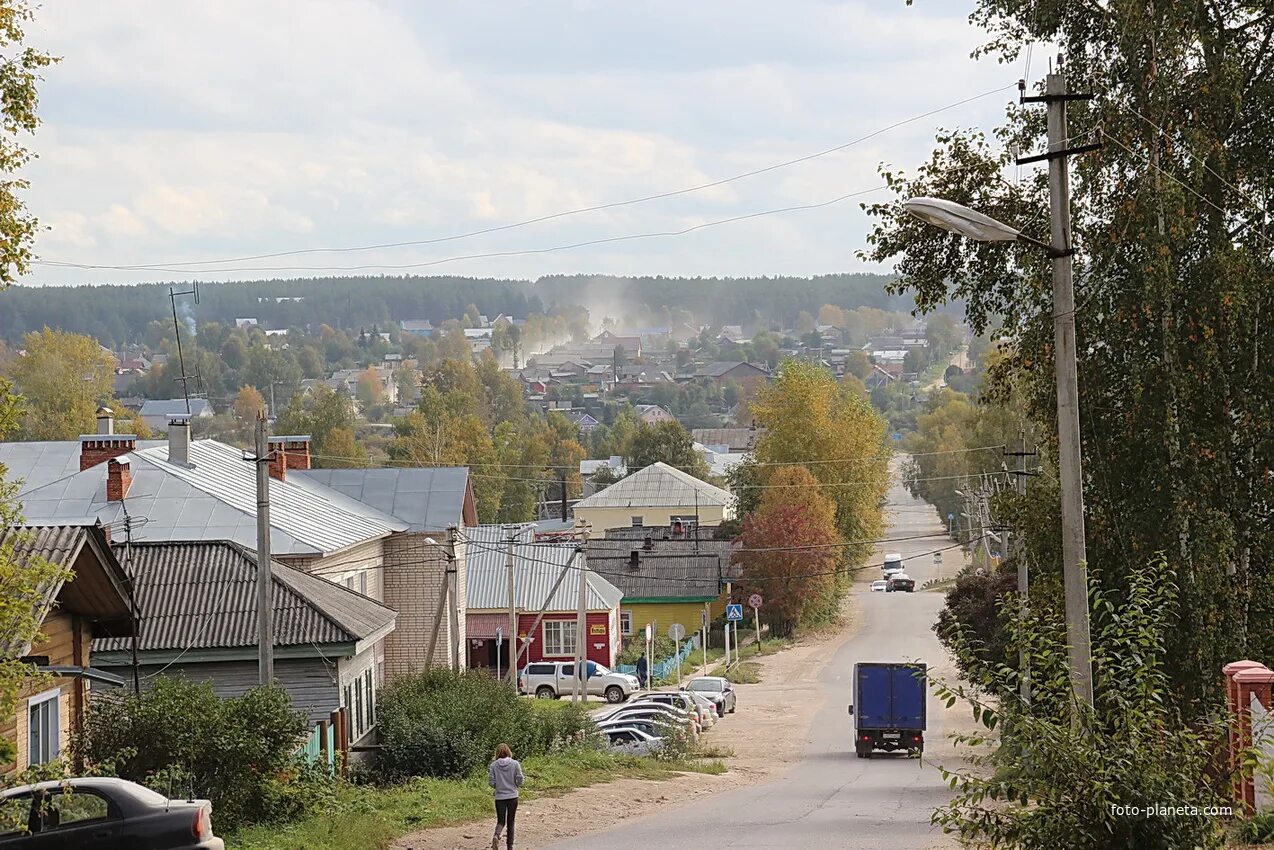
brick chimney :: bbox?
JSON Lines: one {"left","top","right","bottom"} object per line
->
{"left": 268, "top": 435, "right": 312, "bottom": 481}
{"left": 106, "top": 458, "right": 132, "bottom": 501}
{"left": 80, "top": 433, "right": 137, "bottom": 471}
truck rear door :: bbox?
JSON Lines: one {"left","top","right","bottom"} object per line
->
{"left": 891, "top": 666, "right": 925, "bottom": 729}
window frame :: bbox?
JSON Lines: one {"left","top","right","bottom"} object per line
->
{"left": 630, "top": 516, "right": 644, "bottom": 527}
{"left": 27, "top": 689, "right": 60, "bottom": 766}
{"left": 619, "top": 610, "right": 633, "bottom": 636}
{"left": 542, "top": 620, "right": 577, "bottom": 657}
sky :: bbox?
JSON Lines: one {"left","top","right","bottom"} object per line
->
{"left": 20, "top": 0, "right": 1030, "bottom": 287}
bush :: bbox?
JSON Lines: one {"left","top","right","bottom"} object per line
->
{"left": 617, "top": 633, "right": 675, "bottom": 666}
{"left": 375, "top": 669, "right": 596, "bottom": 783}
{"left": 71, "top": 678, "right": 315, "bottom": 831}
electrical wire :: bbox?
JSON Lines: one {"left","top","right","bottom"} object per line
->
{"left": 36, "top": 83, "right": 1018, "bottom": 272}
{"left": 37, "top": 186, "right": 891, "bottom": 275}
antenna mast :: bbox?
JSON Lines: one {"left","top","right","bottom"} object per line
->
{"left": 168, "top": 283, "right": 202, "bottom": 415}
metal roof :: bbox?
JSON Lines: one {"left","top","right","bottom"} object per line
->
{"left": 465, "top": 525, "right": 622, "bottom": 612}
{"left": 573, "top": 462, "right": 734, "bottom": 510}
{"left": 96, "top": 541, "right": 395, "bottom": 654}
{"left": 695, "top": 361, "right": 766, "bottom": 378}
{"left": 296, "top": 467, "right": 470, "bottom": 532}
{"left": 17, "top": 439, "right": 406, "bottom": 557}
{"left": 139, "top": 398, "right": 213, "bottom": 417}
{"left": 0, "top": 440, "right": 164, "bottom": 495}
{"left": 585, "top": 538, "right": 729, "bottom": 599}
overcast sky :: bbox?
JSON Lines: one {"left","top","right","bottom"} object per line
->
{"left": 22, "top": 1, "right": 1026, "bottom": 287}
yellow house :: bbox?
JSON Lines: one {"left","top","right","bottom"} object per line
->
{"left": 572, "top": 462, "right": 735, "bottom": 535}
{"left": 586, "top": 531, "right": 737, "bottom": 648}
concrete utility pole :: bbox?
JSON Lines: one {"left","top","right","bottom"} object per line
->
{"left": 1006, "top": 429, "right": 1036, "bottom": 704}
{"left": 1045, "top": 70, "right": 1094, "bottom": 708}
{"left": 254, "top": 414, "right": 274, "bottom": 685}
{"left": 572, "top": 519, "right": 591, "bottom": 702}
{"left": 506, "top": 529, "right": 519, "bottom": 684}
{"left": 446, "top": 526, "right": 461, "bottom": 671}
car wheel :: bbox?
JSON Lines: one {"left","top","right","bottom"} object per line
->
{"left": 605, "top": 685, "right": 624, "bottom": 703}
{"left": 535, "top": 686, "right": 557, "bottom": 699}
{"left": 728, "top": 702, "right": 736, "bottom": 714}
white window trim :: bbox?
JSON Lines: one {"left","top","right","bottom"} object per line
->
{"left": 28, "top": 688, "right": 59, "bottom": 707}
{"left": 28, "top": 687, "right": 61, "bottom": 766}
{"left": 619, "top": 610, "right": 633, "bottom": 636}
{"left": 542, "top": 620, "right": 577, "bottom": 657}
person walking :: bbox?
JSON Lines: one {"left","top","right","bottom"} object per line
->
{"left": 636, "top": 653, "right": 648, "bottom": 689}
{"left": 489, "top": 742, "right": 524, "bottom": 850}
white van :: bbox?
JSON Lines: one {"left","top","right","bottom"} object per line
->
{"left": 882, "top": 553, "right": 905, "bottom": 576}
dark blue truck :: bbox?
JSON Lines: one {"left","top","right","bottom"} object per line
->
{"left": 847, "top": 662, "right": 926, "bottom": 758}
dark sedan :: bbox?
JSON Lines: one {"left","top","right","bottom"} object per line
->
{"left": 0, "top": 777, "right": 223, "bottom": 849}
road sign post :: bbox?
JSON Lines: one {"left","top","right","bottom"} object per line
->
{"left": 495, "top": 627, "right": 504, "bottom": 683}
{"left": 701, "top": 607, "right": 709, "bottom": 674}
{"left": 748, "top": 594, "right": 763, "bottom": 653}
{"left": 725, "top": 604, "right": 744, "bottom": 669}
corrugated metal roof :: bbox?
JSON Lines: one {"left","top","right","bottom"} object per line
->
{"left": 573, "top": 462, "right": 734, "bottom": 510}
{"left": 96, "top": 541, "right": 395, "bottom": 654}
{"left": 586, "top": 538, "right": 733, "bottom": 599}
{"left": 296, "top": 467, "right": 470, "bottom": 532}
{"left": 139, "top": 398, "right": 212, "bottom": 417}
{"left": 0, "top": 440, "right": 164, "bottom": 495}
{"left": 465, "top": 525, "right": 622, "bottom": 612}
{"left": 17, "top": 440, "right": 406, "bottom": 556}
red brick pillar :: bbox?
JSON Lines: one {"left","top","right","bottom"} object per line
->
{"left": 1225, "top": 660, "right": 1266, "bottom": 805}
{"left": 1234, "top": 666, "right": 1274, "bottom": 812}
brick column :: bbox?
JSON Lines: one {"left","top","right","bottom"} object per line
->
{"left": 1234, "top": 666, "right": 1274, "bottom": 812}
{"left": 1225, "top": 660, "right": 1267, "bottom": 805}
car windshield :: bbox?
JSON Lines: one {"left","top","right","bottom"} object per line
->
{"left": 592, "top": 664, "right": 612, "bottom": 676}
{"left": 688, "top": 680, "right": 722, "bottom": 692}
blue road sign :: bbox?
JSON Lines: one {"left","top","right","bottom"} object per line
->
{"left": 947, "top": 513, "right": 955, "bottom": 521}
{"left": 726, "top": 603, "right": 744, "bottom": 622}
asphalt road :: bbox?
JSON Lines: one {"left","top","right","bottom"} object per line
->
{"left": 548, "top": 467, "right": 961, "bottom": 850}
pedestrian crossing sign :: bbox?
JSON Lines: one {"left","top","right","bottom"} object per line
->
{"left": 726, "top": 603, "right": 744, "bottom": 621}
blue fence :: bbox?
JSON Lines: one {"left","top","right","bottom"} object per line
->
{"left": 618, "top": 637, "right": 698, "bottom": 682}
{"left": 297, "top": 720, "right": 336, "bottom": 772}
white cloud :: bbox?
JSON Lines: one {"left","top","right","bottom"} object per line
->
{"left": 20, "top": 0, "right": 1014, "bottom": 286}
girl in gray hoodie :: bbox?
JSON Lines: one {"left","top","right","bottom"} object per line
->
{"left": 489, "top": 743, "right": 525, "bottom": 850}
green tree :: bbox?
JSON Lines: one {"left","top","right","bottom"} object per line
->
{"left": 626, "top": 420, "right": 710, "bottom": 480}
{"left": 843, "top": 349, "right": 872, "bottom": 381}
{"left": 8, "top": 328, "right": 115, "bottom": 439}
{"left": 273, "top": 385, "right": 364, "bottom": 468}
{"left": 861, "top": 0, "right": 1274, "bottom": 709}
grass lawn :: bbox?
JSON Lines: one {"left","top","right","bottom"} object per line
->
{"left": 230, "top": 748, "right": 724, "bottom": 850}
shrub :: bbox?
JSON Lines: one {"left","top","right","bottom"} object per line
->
{"left": 71, "top": 678, "right": 315, "bottom": 831}
{"left": 375, "top": 669, "right": 596, "bottom": 783}
{"left": 617, "top": 633, "right": 675, "bottom": 666}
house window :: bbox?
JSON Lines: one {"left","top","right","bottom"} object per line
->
{"left": 631, "top": 516, "right": 644, "bottom": 527}
{"left": 358, "top": 571, "right": 368, "bottom": 596}
{"left": 542, "top": 620, "right": 576, "bottom": 657}
{"left": 620, "top": 610, "right": 633, "bottom": 636}
{"left": 28, "top": 690, "right": 59, "bottom": 766}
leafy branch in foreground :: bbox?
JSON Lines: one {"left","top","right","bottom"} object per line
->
{"left": 931, "top": 557, "right": 1228, "bottom": 850}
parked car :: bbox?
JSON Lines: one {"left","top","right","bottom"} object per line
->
{"left": 604, "top": 726, "right": 665, "bottom": 756}
{"left": 870, "top": 580, "right": 888, "bottom": 592}
{"left": 519, "top": 660, "right": 640, "bottom": 703}
{"left": 0, "top": 777, "right": 223, "bottom": 849}
{"left": 683, "top": 676, "right": 737, "bottom": 716}
{"left": 882, "top": 553, "right": 905, "bottom": 576}
{"left": 886, "top": 574, "right": 915, "bottom": 593}
{"left": 596, "top": 703, "right": 699, "bottom": 736}
{"left": 679, "top": 691, "right": 720, "bottom": 727}
{"left": 633, "top": 692, "right": 714, "bottom": 727}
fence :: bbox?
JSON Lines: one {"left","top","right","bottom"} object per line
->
{"left": 1222, "top": 660, "right": 1274, "bottom": 813}
{"left": 295, "top": 707, "right": 348, "bottom": 776}
{"left": 618, "top": 637, "right": 698, "bottom": 682}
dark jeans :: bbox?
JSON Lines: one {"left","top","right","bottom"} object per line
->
{"left": 495, "top": 797, "right": 518, "bottom": 847}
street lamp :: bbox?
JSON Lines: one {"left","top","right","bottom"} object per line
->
{"left": 902, "top": 197, "right": 1056, "bottom": 255}
{"left": 901, "top": 72, "right": 1094, "bottom": 712}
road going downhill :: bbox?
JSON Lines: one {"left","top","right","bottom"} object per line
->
{"left": 547, "top": 464, "right": 964, "bottom": 850}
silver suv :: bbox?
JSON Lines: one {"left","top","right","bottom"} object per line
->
{"left": 519, "top": 660, "right": 639, "bottom": 703}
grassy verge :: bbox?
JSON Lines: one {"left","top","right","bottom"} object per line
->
{"left": 690, "top": 636, "right": 791, "bottom": 675}
{"left": 231, "top": 748, "right": 723, "bottom": 850}
{"left": 709, "top": 661, "right": 762, "bottom": 683}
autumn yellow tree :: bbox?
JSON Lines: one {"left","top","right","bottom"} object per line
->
{"left": 8, "top": 328, "right": 115, "bottom": 439}
{"left": 749, "top": 359, "right": 890, "bottom": 561}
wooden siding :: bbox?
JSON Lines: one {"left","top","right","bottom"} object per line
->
{"left": 2, "top": 611, "right": 89, "bottom": 775}
{"left": 99, "top": 659, "right": 340, "bottom": 725}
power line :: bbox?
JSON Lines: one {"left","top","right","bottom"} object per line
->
{"left": 36, "top": 83, "right": 1017, "bottom": 272}
{"left": 38, "top": 186, "right": 891, "bottom": 275}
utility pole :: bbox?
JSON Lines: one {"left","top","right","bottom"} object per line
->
{"left": 560, "top": 472, "right": 568, "bottom": 521}
{"left": 254, "top": 414, "right": 274, "bottom": 685}
{"left": 572, "top": 519, "right": 591, "bottom": 702}
{"left": 723, "top": 581, "right": 732, "bottom": 668}
{"left": 1006, "top": 429, "right": 1036, "bottom": 704}
{"left": 1042, "top": 68, "right": 1094, "bottom": 709}
{"left": 446, "top": 526, "right": 460, "bottom": 671}
{"left": 506, "top": 529, "right": 518, "bottom": 684}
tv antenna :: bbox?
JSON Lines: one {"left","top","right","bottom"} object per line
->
{"left": 168, "top": 283, "right": 203, "bottom": 414}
